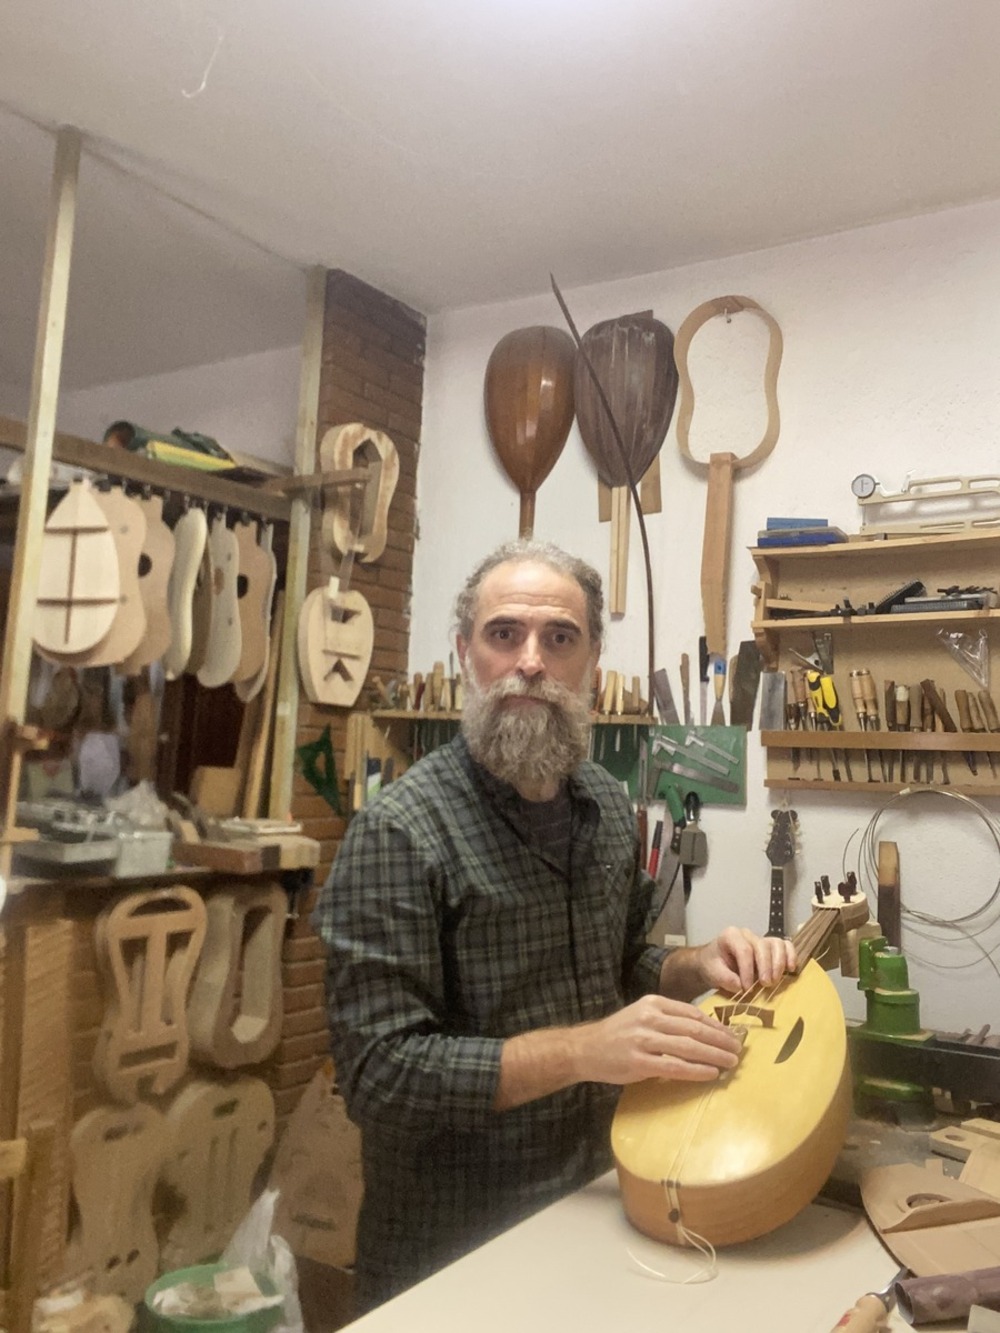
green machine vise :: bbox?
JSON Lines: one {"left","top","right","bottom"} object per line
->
{"left": 848, "top": 935, "right": 935, "bottom": 1120}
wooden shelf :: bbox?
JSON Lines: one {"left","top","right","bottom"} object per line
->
{"left": 0, "top": 415, "right": 360, "bottom": 525}
{"left": 751, "top": 531, "right": 1000, "bottom": 794}
{"left": 764, "top": 778, "right": 1000, "bottom": 796}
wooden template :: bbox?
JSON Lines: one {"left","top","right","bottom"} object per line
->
{"left": 675, "top": 296, "right": 783, "bottom": 660}
{"left": 160, "top": 1077, "right": 275, "bottom": 1270}
{"left": 120, "top": 491, "right": 175, "bottom": 675}
{"left": 187, "top": 883, "right": 286, "bottom": 1069}
{"left": 320, "top": 422, "right": 400, "bottom": 563}
{"left": 234, "top": 522, "right": 277, "bottom": 702}
{"left": 32, "top": 481, "right": 120, "bottom": 659}
{"left": 163, "top": 506, "right": 208, "bottom": 680}
{"left": 197, "top": 516, "right": 242, "bottom": 688}
{"left": 82, "top": 485, "right": 148, "bottom": 667}
{"left": 297, "top": 579, "right": 374, "bottom": 708}
{"left": 233, "top": 518, "right": 274, "bottom": 685}
{"left": 68, "top": 1102, "right": 169, "bottom": 1301}
{"left": 92, "top": 887, "right": 207, "bottom": 1104}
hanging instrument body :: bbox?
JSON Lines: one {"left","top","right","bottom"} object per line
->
{"left": 612, "top": 915, "right": 853, "bottom": 1248}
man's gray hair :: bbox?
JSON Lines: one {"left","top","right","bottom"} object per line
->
{"left": 454, "top": 540, "right": 604, "bottom": 649}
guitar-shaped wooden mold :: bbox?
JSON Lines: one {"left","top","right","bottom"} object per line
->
{"left": 92, "top": 887, "right": 207, "bottom": 1104}
{"left": 234, "top": 522, "right": 278, "bottom": 703}
{"left": 163, "top": 505, "right": 208, "bottom": 680}
{"left": 298, "top": 495, "right": 373, "bottom": 708}
{"left": 33, "top": 478, "right": 120, "bottom": 659}
{"left": 232, "top": 517, "right": 275, "bottom": 688}
{"left": 197, "top": 514, "right": 242, "bottom": 687}
{"left": 67, "top": 1102, "right": 171, "bottom": 1301}
{"left": 320, "top": 422, "right": 400, "bottom": 564}
{"left": 612, "top": 882, "right": 871, "bottom": 1251}
{"left": 120, "top": 490, "right": 175, "bottom": 675}
{"left": 765, "top": 806, "right": 799, "bottom": 940}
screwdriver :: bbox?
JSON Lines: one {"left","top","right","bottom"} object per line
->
{"left": 807, "top": 668, "right": 849, "bottom": 781}
{"left": 790, "top": 666, "right": 812, "bottom": 777}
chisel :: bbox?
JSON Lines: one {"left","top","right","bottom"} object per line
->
{"left": 979, "top": 689, "right": 1000, "bottom": 779}
{"left": 968, "top": 694, "right": 997, "bottom": 777}
{"left": 849, "top": 669, "right": 875, "bottom": 782}
{"left": 922, "top": 677, "right": 975, "bottom": 776}
{"left": 710, "top": 655, "right": 727, "bottom": 725}
{"left": 698, "top": 637, "right": 709, "bottom": 726}
{"left": 895, "top": 684, "right": 910, "bottom": 783}
{"left": 883, "top": 679, "right": 896, "bottom": 783}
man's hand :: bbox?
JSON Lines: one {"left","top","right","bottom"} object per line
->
{"left": 570, "top": 995, "right": 742, "bottom": 1086}
{"left": 659, "top": 928, "right": 797, "bottom": 1003}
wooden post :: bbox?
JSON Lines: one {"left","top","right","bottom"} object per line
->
{"left": 877, "top": 840, "right": 901, "bottom": 949}
{"left": 0, "top": 126, "right": 81, "bottom": 848}
{"left": 268, "top": 266, "right": 325, "bottom": 818}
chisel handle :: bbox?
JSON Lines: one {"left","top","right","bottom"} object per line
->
{"left": 955, "top": 689, "right": 974, "bottom": 733}
{"left": 859, "top": 669, "right": 880, "bottom": 727}
{"left": 980, "top": 690, "right": 1000, "bottom": 732}
{"left": 884, "top": 680, "right": 896, "bottom": 731}
{"left": 894, "top": 684, "right": 910, "bottom": 730}
{"left": 829, "top": 1293, "right": 890, "bottom": 1332}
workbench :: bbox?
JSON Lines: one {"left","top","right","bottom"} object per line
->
{"left": 347, "top": 1171, "right": 964, "bottom": 1333}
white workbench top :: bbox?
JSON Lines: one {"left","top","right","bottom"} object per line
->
{"left": 349, "top": 1172, "right": 964, "bottom": 1332}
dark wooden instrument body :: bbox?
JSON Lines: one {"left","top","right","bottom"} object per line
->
{"left": 573, "top": 314, "right": 677, "bottom": 487}
{"left": 612, "top": 957, "right": 851, "bottom": 1247}
{"left": 483, "top": 325, "right": 576, "bottom": 536}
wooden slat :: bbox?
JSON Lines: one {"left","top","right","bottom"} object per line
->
{"left": 0, "top": 128, "right": 80, "bottom": 855}
{"left": 0, "top": 415, "right": 292, "bottom": 523}
{"left": 269, "top": 266, "right": 325, "bottom": 818}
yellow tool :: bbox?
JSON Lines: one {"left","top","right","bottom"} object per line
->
{"left": 805, "top": 667, "right": 852, "bottom": 782}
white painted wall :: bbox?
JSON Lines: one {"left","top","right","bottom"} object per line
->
{"left": 415, "top": 197, "right": 1000, "bottom": 1034}
{"left": 57, "top": 345, "right": 302, "bottom": 467}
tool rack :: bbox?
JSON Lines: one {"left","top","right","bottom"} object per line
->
{"left": 752, "top": 529, "right": 1000, "bottom": 794}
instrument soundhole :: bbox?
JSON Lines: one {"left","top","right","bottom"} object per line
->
{"left": 774, "top": 1015, "right": 805, "bottom": 1064}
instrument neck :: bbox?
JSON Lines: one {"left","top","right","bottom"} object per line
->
{"left": 790, "top": 904, "right": 844, "bottom": 968}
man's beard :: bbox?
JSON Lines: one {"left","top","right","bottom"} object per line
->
{"left": 461, "top": 667, "right": 593, "bottom": 794}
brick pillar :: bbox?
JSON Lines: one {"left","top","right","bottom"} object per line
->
{"left": 269, "top": 271, "right": 425, "bottom": 1124}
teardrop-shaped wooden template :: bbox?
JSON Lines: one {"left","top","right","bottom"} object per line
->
{"left": 121, "top": 492, "right": 176, "bottom": 675}
{"left": 297, "top": 581, "right": 374, "bottom": 708}
{"left": 84, "top": 486, "right": 148, "bottom": 667}
{"left": 484, "top": 326, "right": 576, "bottom": 537}
{"left": 574, "top": 315, "right": 678, "bottom": 613}
{"left": 320, "top": 423, "right": 400, "bottom": 564}
{"left": 33, "top": 479, "right": 120, "bottom": 657}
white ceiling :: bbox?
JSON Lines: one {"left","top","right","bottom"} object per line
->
{"left": 4, "top": 0, "right": 1000, "bottom": 390}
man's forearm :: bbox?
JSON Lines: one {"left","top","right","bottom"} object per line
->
{"left": 494, "top": 1027, "right": 580, "bottom": 1111}
{"left": 657, "top": 943, "right": 710, "bottom": 1002}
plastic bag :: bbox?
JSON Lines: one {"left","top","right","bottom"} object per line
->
{"left": 937, "top": 628, "right": 990, "bottom": 691}
{"left": 221, "top": 1189, "right": 304, "bottom": 1333}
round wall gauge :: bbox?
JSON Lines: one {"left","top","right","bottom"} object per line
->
{"left": 851, "top": 473, "right": 878, "bottom": 500}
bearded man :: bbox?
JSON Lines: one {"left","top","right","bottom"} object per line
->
{"left": 317, "top": 540, "right": 794, "bottom": 1312}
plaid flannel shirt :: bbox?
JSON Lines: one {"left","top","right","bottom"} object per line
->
{"left": 315, "top": 732, "right": 666, "bottom": 1308}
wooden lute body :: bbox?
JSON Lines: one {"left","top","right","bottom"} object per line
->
{"left": 612, "top": 898, "right": 865, "bottom": 1249}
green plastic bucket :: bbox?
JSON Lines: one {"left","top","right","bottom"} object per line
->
{"left": 144, "top": 1263, "right": 282, "bottom": 1333}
